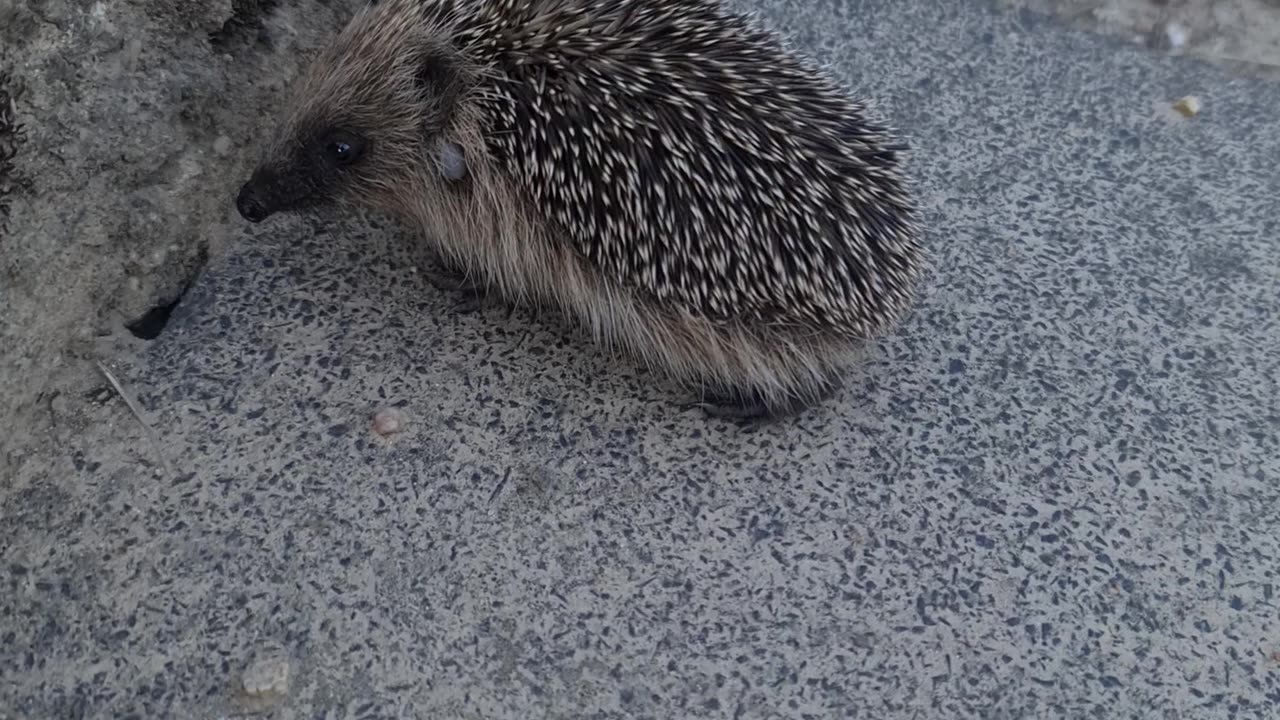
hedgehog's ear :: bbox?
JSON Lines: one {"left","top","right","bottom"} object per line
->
{"left": 414, "top": 44, "right": 465, "bottom": 126}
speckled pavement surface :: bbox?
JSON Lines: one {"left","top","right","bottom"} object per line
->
{"left": 4, "top": 0, "right": 1280, "bottom": 718}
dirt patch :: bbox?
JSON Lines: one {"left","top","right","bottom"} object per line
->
{"left": 0, "top": 0, "right": 367, "bottom": 475}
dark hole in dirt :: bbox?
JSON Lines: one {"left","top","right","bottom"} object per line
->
{"left": 0, "top": 68, "right": 28, "bottom": 236}
{"left": 126, "top": 293, "right": 187, "bottom": 340}
{"left": 126, "top": 244, "right": 209, "bottom": 340}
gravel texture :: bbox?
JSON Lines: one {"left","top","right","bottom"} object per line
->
{"left": 2, "top": 0, "right": 1279, "bottom": 718}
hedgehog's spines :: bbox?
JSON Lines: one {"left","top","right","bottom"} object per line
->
{"left": 423, "top": 0, "right": 922, "bottom": 335}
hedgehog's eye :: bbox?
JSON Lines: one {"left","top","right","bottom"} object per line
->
{"left": 321, "top": 131, "right": 365, "bottom": 166}
{"left": 330, "top": 142, "right": 352, "bottom": 159}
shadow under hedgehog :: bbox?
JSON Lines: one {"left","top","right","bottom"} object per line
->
{"left": 235, "top": 0, "right": 924, "bottom": 421}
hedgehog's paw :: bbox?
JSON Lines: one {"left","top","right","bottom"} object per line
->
{"left": 421, "top": 260, "right": 488, "bottom": 314}
{"left": 426, "top": 275, "right": 485, "bottom": 315}
{"left": 689, "top": 391, "right": 777, "bottom": 421}
{"left": 421, "top": 261, "right": 477, "bottom": 293}
{"left": 684, "top": 377, "right": 841, "bottom": 422}
{"left": 449, "top": 291, "right": 486, "bottom": 316}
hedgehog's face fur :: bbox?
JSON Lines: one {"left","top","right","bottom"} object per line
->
{"left": 236, "top": 0, "right": 465, "bottom": 223}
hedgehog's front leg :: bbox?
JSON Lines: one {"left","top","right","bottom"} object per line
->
{"left": 421, "top": 139, "right": 492, "bottom": 314}
{"left": 420, "top": 254, "right": 491, "bottom": 314}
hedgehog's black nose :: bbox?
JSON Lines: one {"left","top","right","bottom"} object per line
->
{"left": 236, "top": 184, "right": 270, "bottom": 223}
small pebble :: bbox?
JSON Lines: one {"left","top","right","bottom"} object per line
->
{"left": 212, "top": 135, "right": 234, "bottom": 157}
{"left": 1173, "top": 95, "right": 1201, "bottom": 118}
{"left": 242, "top": 656, "right": 288, "bottom": 696}
{"left": 372, "top": 407, "right": 405, "bottom": 436}
{"left": 236, "top": 648, "right": 290, "bottom": 712}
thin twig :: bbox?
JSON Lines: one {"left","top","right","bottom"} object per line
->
{"left": 95, "top": 361, "right": 173, "bottom": 479}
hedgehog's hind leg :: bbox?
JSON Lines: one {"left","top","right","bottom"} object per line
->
{"left": 687, "top": 387, "right": 779, "bottom": 421}
{"left": 686, "top": 374, "right": 842, "bottom": 422}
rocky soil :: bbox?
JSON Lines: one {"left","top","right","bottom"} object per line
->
{"left": 0, "top": 0, "right": 366, "bottom": 475}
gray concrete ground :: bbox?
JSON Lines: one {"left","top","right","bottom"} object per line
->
{"left": 4, "top": 0, "right": 1280, "bottom": 718}
{"left": 1000, "top": 0, "right": 1280, "bottom": 78}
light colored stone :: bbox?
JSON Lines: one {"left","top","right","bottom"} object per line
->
{"left": 372, "top": 407, "right": 406, "bottom": 436}
{"left": 1173, "top": 95, "right": 1202, "bottom": 117}
{"left": 236, "top": 648, "right": 290, "bottom": 713}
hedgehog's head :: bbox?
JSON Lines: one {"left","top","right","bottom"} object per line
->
{"left": 236, "top": 0, "right": 466, "bottom": 223}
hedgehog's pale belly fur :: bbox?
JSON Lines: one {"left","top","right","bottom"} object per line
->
{"left": 406, "top": 103, "right": 854, "bottom": 410}
{"left": 273, "top": 0, "right": 924, "bottom": 414}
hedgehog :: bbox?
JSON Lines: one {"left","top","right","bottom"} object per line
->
{"left": 235, "top": 0, "right": 923, "bottom": 419}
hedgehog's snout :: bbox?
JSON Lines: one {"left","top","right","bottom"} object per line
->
{"left": 236, "top": 182, "right": 272, "bottom": 224}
